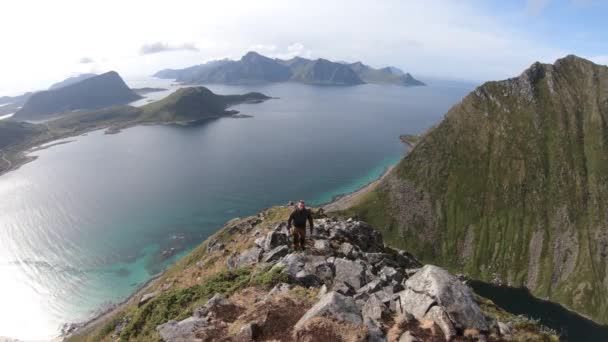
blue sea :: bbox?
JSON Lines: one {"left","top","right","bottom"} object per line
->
{"left": 0, "top": 79, "right": 474, "bottom": 340}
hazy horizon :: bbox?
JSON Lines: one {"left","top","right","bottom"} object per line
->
{"left": 1, "top": 0, "right": 607, "bottom": 96}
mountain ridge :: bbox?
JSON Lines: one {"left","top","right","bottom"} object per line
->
{"left": 344, "top": 54, "right": 608, "bottom": 324}
{"left": 153, "top": 51, "right": 425, "bottom": 87}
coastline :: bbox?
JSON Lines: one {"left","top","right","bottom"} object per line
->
{"left": 323, "top": 163, "right": 397, "bottom": 212}
{"left": 63, "top": 272, "right": 163, "bottom": 339}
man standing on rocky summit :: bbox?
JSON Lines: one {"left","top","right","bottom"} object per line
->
{"left": 287, "top": 200, "right": 314, "bottom": 251}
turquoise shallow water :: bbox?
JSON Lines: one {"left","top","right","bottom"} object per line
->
{"left": 0, "top": 80, "right": 473, "bottom": 339}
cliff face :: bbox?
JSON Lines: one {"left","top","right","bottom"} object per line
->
{"left": 69, "top": 207, "right": 556, "bottom": 342}
{"left": 348, "top": 55, "right": 608, "bottom": 323}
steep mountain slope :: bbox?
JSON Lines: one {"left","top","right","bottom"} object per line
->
{"left": 346, "top": 55, "right": 608, "bottom": 324}
{"left": 152, "top": 52, "right": 425, "bottom": 87}
{"left": 67, "top": 207, "right": 556, "bottom": 341}
{"left": 348, "top": 62, "right": 425, "bottom": 86}
{"left": 13, "top": 71, "right": 141, "bottom": 121}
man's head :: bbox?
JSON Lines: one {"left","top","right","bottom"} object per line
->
{"left": 297, "top": 200, "right": 305, "bottom": 210}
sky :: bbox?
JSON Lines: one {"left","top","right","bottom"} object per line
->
{"left": 0, "top": 0, "right": 607, "bottom": 95}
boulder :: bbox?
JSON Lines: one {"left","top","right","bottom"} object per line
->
{"left": 356, "top": 278, "right": 383, "bottom": 294}
{"left": 333, "top": 281, "right": 355, "bottom": 296}
{"left": 314, "top": 239, "right": 331, "bottom": 253}
{"left": 362, "top": 294, "right": 386, "bottom": 322}
{"left": 397, "top": 265, "right": 490, "bottom": 339}
{"left": 194, "top": 293, "right": 241, "bottom": 322}
{"left": 227, "top": 247, "right": 262, "bottom": 269}
{"left": 138, "top": 291, "right": 158, "bottom": 307}
{"left": 263, "top": 245, "right": 289, "bottom": 263}
{"left": 157, "top": 316, "right": 208, "bottom": 342}
{"left": 294, "top": 291, "right": 363, "bottom": 330}
{"left": 263, "top": 231, "right": 289, "bottom": 251}
{"left": 333, "top": 258, "right": 366, "bottom": 290}
{"left": 339, "top": 242, "right": 356, "bottom": 258}
{"left": 254, "top": 237, "right": 265, "bottom": 248}
{"left": 424, "top": 305, "right": 457, "bottom": 340}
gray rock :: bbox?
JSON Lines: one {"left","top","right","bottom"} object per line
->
{"left": 254, "top": 237, "right": 265, "bottom": 248}
{"left": 227, "top": 247, "right": 263, "bottom": 269}
{"left": 311, "top": 226, "right": 329, "bottom": 239}
{"left": 424, "top": 305, "right": 457, "bottom": 340}
{"left": 263, "top": 245, "right": 289, "bottom": 263}
{"left": 397, "top": 265, "right": 490, "bottom": 338}
{"left": 498, "top": 321, "right": 512, "bottom": 336}
{"left": 398, "top": 331, "right": 419, "bottom": 342}
{"left": 357, "top": 278, "right": 383, "bottom": 294}
{"left": 334, "top": 258, "right": 366, "bottom": 290}
{"left": 314, "top": 239, "right": 331, "bottom": 253}
{"left": 194, "top": 293, "right": 232, "bottom": 318}
{"left": 380, "top": 266, "right": 404, "bottom": 283}
{"left": 395, "top": 250, "right": 422, "bottom": 268}
{"left": 362, "top": 294, "right": 385, "bottom": 322}
{"left": 157, "top": 316, "right": 208, "bottom": 342}
{"left": 139, "top": 291, "right": 158, "bottom": 307}
{"left": 294, "top": 291, "right": 363, "bottom": 330}
{"left": 363, "top": 252, "right": 392, "bottom": 265}
{"left": 295, "top": 270, "right": 322, "bottom": 287}
{"left": 333, "top": 281, "right": 355, "bottom": 296}
{"left": 313, "top": 261, "right": 335, "bottom": 285}
{"left": 365, "top": 316, "right": 387, "bottom": 342}
{"left": 266, "top": 282, "right": 292, "bottom": 300}
{"left": 339, "top": 242, "right": 356, "bottom": 258}
{"left": 206, "top": 238, "right": 224, "bottom": 253}
{"left": 317, "top": 284, "right": 328, "bottom": 298}
{"left": 263, "top": 231, "right": 289, "bottom": 251}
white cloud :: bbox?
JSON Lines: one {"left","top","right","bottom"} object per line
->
{"left": 139, "top": 42, "right": 199, "bottom": 55}
{"left": 0, "top": 0, "right": 584, "bottom": 94}
{"left": 79, "top": 57, "right": 94, "bottom": 64}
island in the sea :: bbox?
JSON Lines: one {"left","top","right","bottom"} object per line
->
{"left": 154, "top": 51, "right": 425, "bottom": 86}
{"left": 0, "top": 71, "right": 270, "bottom": 176}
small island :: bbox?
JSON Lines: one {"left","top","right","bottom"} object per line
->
{"left": 0, "top": 74, "right": 271, "bottom": 176}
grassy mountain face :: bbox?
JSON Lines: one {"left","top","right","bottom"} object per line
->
{"left": 348, "top": 62, "right": 426, "bottom": 86}
{"left": 347, "top": 55, "right": 608, "bottom": 324}
{"left": 153, "top": 51, "right": 425, "bottom": 87}
{"left": 13, "top": 71, "right": 141, "bottom": 121}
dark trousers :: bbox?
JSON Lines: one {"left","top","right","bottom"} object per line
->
{"left": 292, "top": 226, "right": 306, "bottom": 250}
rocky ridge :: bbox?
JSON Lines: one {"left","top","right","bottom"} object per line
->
{"left": 72, "top": 207, "right": 557, "bottom": 341}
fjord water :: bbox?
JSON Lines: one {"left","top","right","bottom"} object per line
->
{"left": 0, "top": 80, "right": 473, "bottom": 339}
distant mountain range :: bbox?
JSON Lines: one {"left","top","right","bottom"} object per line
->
{"left": 154, "top": 51, "right": 425, "bottom": 86}
{"left": 12, "top": 72, "right": 142, "bottom": 121}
